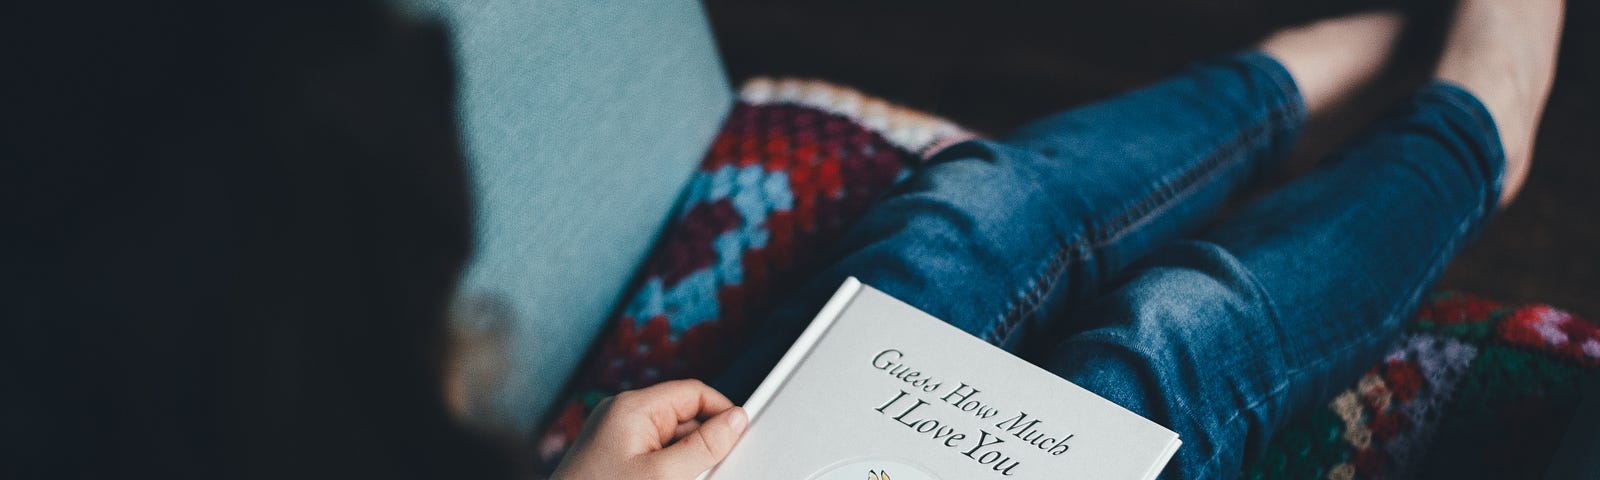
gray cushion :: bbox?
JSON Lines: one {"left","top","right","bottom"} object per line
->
{"left": 402, "top": 0, "right": 731, "bottom": 431}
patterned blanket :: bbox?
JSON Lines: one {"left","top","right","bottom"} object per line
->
{"left": 535, "top": 79, "right": 1598, "bottom": 479}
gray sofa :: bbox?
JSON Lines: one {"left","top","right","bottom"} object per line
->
{"left": 401, "top": 0, "right": 731, "bottom": 432}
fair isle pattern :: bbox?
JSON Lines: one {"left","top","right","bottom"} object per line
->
{"left": 534, "top": 78, "right": 972, "bottom": 466}
{"left": 739, "top": 77, "right": 976, "bottom": 160}
{"left": 1499, "top": 305, "right": 1600, "bottom": 367}
{"left": 1243, "top": 293, "right": 1599, "bottom": 480}
{"left": 1318, "top": 334, "right": 1479, "bottom": 480}
{"left": 1372, "top": 334, "right": 1478, "bottom": 478}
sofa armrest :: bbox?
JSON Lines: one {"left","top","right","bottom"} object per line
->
{"left": 402, "top": 0, "right": 733, "bottom": 432}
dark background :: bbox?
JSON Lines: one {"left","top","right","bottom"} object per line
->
{"left": 703, "top": 0, "right": 1598, "bottom": 318}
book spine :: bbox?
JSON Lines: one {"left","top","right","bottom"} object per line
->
{"left": 741, "top": 277, "right": 863, "bottom": 416}
{"left": 699, "top": 278, "right": 863, "bottom": 480}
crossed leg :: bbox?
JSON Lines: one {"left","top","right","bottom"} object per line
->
{"left": 716, "top": 2, "right": 1560, "bottom": 478}
{"left": 716, "top": 51, "right": 1313, "bottom": 398}
{"left": 1039, "top": 0, "right": 1562, "bottom": 477}
{"left": 1043, "top": 83, "right": 1505, "bottom": 478}
{"left": 716, "top": 12, "right": 1404, "bottom": 403}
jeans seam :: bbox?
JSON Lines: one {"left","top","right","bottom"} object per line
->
{"left": 984, "top": 104, "right": 1297, "bottom": 346}
{"left": 1089, "top": 106, "right": 1297, "bottom": 250}
{"left": 1198, "top": 204, "right": 1487, "bottom": 477}
{"left": 983, "top": 235, "right": 1078, "bottom": 344}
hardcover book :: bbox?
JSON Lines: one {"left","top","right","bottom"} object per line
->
{"left": 704, "top": 278, "right": 1180, "bottom": 480}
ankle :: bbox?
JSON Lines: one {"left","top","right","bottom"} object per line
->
{"left": 1259, "top": 11, "right": 1403, "bottom": 115}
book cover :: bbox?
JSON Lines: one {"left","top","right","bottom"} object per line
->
{"left": 704, "top": 278, "right": 1180, "bottom": 479}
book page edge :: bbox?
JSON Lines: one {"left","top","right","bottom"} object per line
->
{"left": 699, "top": 278, "right": 862, "bottom": 480}
{"left": 1139, "top": 437, "right": 1183, "bottom": 480}
{"left": 740, "top": 277, "right": 863, "bottom": 417}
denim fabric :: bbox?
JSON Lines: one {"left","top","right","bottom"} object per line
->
{"left": 713, "top": 52, "right": 1504, "bottom": 479}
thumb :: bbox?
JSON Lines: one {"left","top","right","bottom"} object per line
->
{"left": 650, "top": 406, "right": 748, "bottom": 478}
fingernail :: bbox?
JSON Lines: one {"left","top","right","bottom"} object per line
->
{"left": 728, "top": 407, "right": 748, "bottom": 433}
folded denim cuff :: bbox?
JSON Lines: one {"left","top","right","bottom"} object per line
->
{"left": 1416, "top": 80, "right": 1508, "bottom": 219}
{"left": 1218, "top": 50, "right": 1310, "bottom": 180}
{"left": 1233, "top": 50, "right": 1310, "bottom": 131}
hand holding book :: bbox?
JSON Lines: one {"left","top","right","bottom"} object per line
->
{"left": 550, "top": 380, "right": 749, "bottom": 479}
{"left": 550, "top": 279, "right": 1177, "bottom": 480}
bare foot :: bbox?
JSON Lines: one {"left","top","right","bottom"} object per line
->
{"left": 1435, "top": 0, "right": 1564, "bottom": 206}
{"left": 1260, "top": 11, "right": 1405, "bottom": 116}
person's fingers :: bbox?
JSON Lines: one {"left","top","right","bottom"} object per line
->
{"left": 671, "top": 419, "right": 703, "bottom": 442}
{"left": 648, "top": 379, "right": 737, "bottom": 422}
{"left": 618, "top": 379, "right": 735, "bottom": 446}
{"left": 650, "top": 406, "right": 748, "bottom": 479}
{"left": 591, "top": 379, "right": 736, "bottom": 452}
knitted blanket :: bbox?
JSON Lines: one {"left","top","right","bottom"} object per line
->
{"left": 1241, "top": 294, "right": 1599, "bottom": 479}
{"left": 535, "top": 79, "right": 1598, "bottom": 479}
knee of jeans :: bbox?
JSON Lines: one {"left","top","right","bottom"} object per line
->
{"left": 1048, "top": 241, "right": 1293, "bottom": 474}
{"left": 863, "top": 142, "right": 1076, "bottom": 257}
{"left": 926, "top": 138, "right": 1084, "bottom": 185}
{"left": 1073, "top": 241, "right": 1291, "bottom": 371}
{"left": 1049, "top": 334, "right": 1239, "bottom": 479}
{"left": 928, "top": 138, "right": 1041, "bottom": 166}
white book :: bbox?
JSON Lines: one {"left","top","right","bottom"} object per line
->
{"left": 703, "top": 278, "right": 1180, "bottom": 480}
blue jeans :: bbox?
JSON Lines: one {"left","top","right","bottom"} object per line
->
{"left": 713, "top": 52, "right": 1504, "bottom": 479}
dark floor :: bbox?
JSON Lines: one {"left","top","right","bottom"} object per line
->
{"left": 704, "top": 0, "right": 1599, "bottom": 318}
